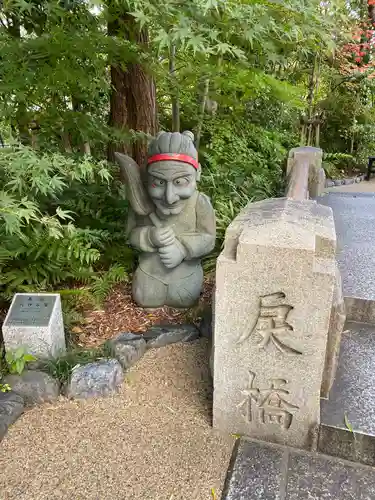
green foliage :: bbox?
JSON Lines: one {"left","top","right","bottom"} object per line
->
{"left": 4, "top": 347, "right": 36, "bottom": 375}
{"left": 0, "top": 0, "right": 366, "bottom": 308}
{"left": 322, "top": 152, "right": 359, "bottom": 178}
{"left": 318, "top": 47, "right": 375, "bottom": 166}
{"left": 90, "top": 264, "right": 129, "bottom": 306}
{"left": 322, "top": 161, "right": 342, "bottom": 180}
{"left": 0, "top": 383, "right": 11, "bottom": 392}
{"left": 199, "top": 116, "right": 286, "bottom": 270}
{"left": 40, "top": 345, "right": 112, "bottom": 384}
{"left": 0, "top": 146, "right": 132, "bottom": 301}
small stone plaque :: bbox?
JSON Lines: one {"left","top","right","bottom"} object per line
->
{"left": 4, "top": 295, "right": 56, "bottom": 327}
{"left": 2, "top": 293, "right": 66, "bottom": 358}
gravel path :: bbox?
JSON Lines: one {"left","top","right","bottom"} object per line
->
{"left": 0, "top": 339, "right": 233, "bottom": 500}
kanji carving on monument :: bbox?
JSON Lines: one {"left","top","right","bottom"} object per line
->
{"left": 237, "top": 292, "right": 303, "bottom": 355}
{"left": 238, "top": 371, "right": 299, "bottom": 429}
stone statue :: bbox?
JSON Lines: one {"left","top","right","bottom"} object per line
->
{"left": 115, "top": 131, "right": 216, "bottom": 308}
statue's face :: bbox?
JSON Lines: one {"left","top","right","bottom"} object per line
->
{"left": 147, "top": 161, "right": 197, "bottom": 215}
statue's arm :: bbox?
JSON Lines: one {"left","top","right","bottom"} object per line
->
{"left": 126, "top": 209, "right": 156, "bottom": 253}
{"left": 178, "top": 193, "right": 216, "bottom": 260}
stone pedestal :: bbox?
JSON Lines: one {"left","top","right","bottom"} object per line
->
{"left": 213, "top": 198, "right": 336, "bottom": 449}
{"left": 2, "top": 293, "right": 66, "bottom": 358}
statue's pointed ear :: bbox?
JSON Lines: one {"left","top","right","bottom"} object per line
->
{"left": 196, "top": 163, "right": 202, "bottom": 182}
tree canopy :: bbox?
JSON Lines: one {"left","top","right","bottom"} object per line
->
{"left": 0, "top": 0, "right": 374, "bottom": 302}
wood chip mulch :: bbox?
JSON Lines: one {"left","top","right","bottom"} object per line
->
{"left": 72, "top": 279, "right": 214, "bottom": 348}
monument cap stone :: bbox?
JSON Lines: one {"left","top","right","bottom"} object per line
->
{"left": 2, "top": 293, "right": 66, "bottom": 358}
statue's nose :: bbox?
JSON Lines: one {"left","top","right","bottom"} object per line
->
{"left": 166, "top": 182, "right": 179, "bottom": 204}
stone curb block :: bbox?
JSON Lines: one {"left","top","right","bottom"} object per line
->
{"left": 143, "top": 324, "right": 200, "bottom": 349}
{"left": 108, "top": 332, "right": 147, "bottom": 370}
{"left": 0, "top": 391, "right": 24, "bottom": 440}
{"left": 65, "top": 359, "right": 124, "bottom": 400}
{"left": 3, "top": 370, "right": 60, "bottom": 407}
{"left": 325, "top": 175, "right": 365, "bottom": 188}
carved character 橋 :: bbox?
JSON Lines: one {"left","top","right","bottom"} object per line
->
{"left": 115, "top": 131, "right": 216, "bottom": 308}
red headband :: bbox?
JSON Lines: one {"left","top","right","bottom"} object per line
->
{"left": 147, "top": 153, "right": 199, "bottom": 170}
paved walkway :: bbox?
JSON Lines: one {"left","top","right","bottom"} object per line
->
{"left": 0, "top": 340, "right": 233, "bottom": 500}
{"left": 319, "top": 179, "right": 375, "bottom": 303}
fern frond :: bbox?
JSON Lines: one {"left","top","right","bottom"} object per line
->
{"left": 90, "top": 265, "right": 129, "bottom": 305}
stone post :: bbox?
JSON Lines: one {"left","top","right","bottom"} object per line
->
{"left": 287, "top": 146, "right": 325, "bottom": 198}
{"left": 213, "top": 198, "right": 336, "bottom": 449}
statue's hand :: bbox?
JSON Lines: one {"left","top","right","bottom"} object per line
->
{"left": 149, "top": 227, "right": 175, "bottom": 247}
{"left": 159, "top": 240, "right": 187, "bottom": 269}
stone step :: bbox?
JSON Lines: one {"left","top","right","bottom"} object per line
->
{"left": 318, "top": 192, "right": 375, "bottom": 323}
{"left": 222, "top": 437, "right": 375, "bottom": 500}
{"left": 319, "top": 321, "right": 375, "bottom": 466}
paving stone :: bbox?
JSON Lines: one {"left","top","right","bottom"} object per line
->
{"left": 287, "top": 451, "right": 375, "bottom": 499}
{"left": 222, "top": 438, "right": 375, "bottom": 499}
{"left": 222, "top": 439, "right": 285, "bottom": 499}
{"left": 107, "top": 332, "right": 146, "bottom": 370}
{"left": 143, "top": 324, "right": 200, "bottom": 348}
{"left": 0, "top": 391, "right": 24, "bottom": 440}
{"left": 318, "top": 192, "right": 375, "bottom": 313}
{"left": 321, "top": 322, "right": 375, "bottom": 435}
{"left": 319, "top": 322, "right": 375, "bottom": 465}
{"left": 66, "top": 359, "right": 123, "bottom": 399}
{"left": 4, "top": 370, "right": 59, "bottom": 406}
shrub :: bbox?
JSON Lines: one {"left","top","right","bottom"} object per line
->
{"left": 0, "top": 145, "right": 132, "bottom": 302}
{"left": 199, "top": 117, "right": 286, "bottom": 270}
{"left": 39, "top": 344, "right": 112, "bottom": 384}
{"left": 3, "top": 347, "right": 36, "bottom": 375}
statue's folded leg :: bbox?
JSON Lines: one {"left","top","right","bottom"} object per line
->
{"left": 166, "top": 267, "right": 204, "bottom": 308}
{"left": 132, "top": 267, "right": 167, "bottom": 308}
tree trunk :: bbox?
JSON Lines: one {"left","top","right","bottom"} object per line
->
{"left": 169, "top": 45, "right": 180, "bottom": 132}
{"left": 62, "top": 131, "right": 72, "bottom": 153}
{"left": 315, "top": 122, "right": 320, "bottom": 148}
{"left": 307, "top": 54, "right": 317, "bottom": 122}
{"left": 369, "top": 1, "right": 375, "bottom": 26}
{"left": 195, "top": 78, "right": 210, "bottom": 151}
{"left": 81, "top": 142, "right": 91, "bottom": 155}
{"left": 107, "top": 12, "right": 157, "bottom": 167}
{"left": 72, "top": 96, "right": 91, "bottom": 155}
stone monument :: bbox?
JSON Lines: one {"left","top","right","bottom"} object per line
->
{"left": 115, "top": 131, "right": 216, "bottom": 308}
{"left": 2, "top": 293, "right": 66, "bottom": 358}
{"left": 213, "top": 198, "right": 336, "bottom": 449}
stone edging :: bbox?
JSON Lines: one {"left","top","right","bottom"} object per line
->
{"left": 325, "top": 174, "right": 366, "bottom": 188}
{"left": 0, "top": 323, "right": 205, "bottom": 441}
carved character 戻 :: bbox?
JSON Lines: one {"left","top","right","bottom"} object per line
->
{"left": 115, "top": 131, "right": 216, "bottom": 308}
{"left": 237, "top": 292, "right": 302, "bottom": 355}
